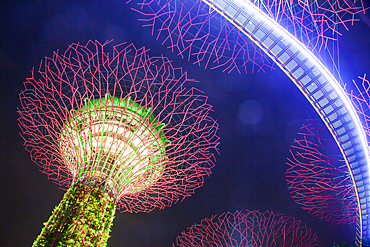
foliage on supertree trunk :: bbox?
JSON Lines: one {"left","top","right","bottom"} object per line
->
{"left": 32, "top": 182, "right": 115, "bottom": 247}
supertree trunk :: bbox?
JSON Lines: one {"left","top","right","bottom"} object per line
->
{"left": 32, "top": 182, "right": 115, "bottom": 247}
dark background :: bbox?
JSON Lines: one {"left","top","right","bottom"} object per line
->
{"left": 1, "top": 0, "right": 369, "bottom": 246}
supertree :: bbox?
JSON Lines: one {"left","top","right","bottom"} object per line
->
{"left": 173, "top": 210, "right": 320, "bottom": 246}
{"left": 18, "top": 40, "right": 219, "bottom": 246}
{"left": 286, "top": 74, "right": 370, "bottom": 237}
{"left": 128, "top": 0, "right": 367, "bottom": 74}
{"left": 286, "top": 117, "right": 358, "bottom": 225}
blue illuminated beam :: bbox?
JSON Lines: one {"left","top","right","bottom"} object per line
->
{"left": 201, "top": 0, "right": 370, "bottom": 244}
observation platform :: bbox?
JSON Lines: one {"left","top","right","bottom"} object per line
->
{"left": 202, "top": 0, "right": 370, "bottom": 242}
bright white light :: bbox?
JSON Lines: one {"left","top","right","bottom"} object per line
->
{"left": 59, "top": 105, "right": 167, "bottom": 196}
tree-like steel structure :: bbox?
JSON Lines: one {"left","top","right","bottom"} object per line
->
{"left": 286, "top": 118, "right": 358, "bottom": 225}
{"left": 174, "top": 210, "right": 320, "bottom": 247}
{"left": 347, "top": 74, "right": 370, "bottom": 139}
{"left": 286, "top": 74, "right": 370, "bottom": 228}
{"left": 18, "top": 40, "right": 219, "bottom": 246}
{"left": 128, "top": 0, "right": 367, "bottom": 74}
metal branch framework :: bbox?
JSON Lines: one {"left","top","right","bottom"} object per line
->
{"left": 347, "top": 74, "right": 370, "bottom": 139}
{"left": 252, "top": 0, "right": 367, "bottom": 51}
{"left": 18, "top": 40, "right": 219, "bottom": 245}
{"left": 286, "top": 118, "right": 358, "bottom": 225}
{"left": 174, "top": 210, "right": 320, "bottom": 247}
{"left": 128, "top": 0, "right": 367, "bottom": 74}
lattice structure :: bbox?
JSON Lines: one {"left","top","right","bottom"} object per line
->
{"left": 253, "top": 0, "right": 367, "bottom": 52}
{"left": 286, "top": 118, "right": 358, "bottom": 225}
{"left": 18, "top": 40, "right": 219, "bottom": 246}
{"left": 347, "top": 74, "right": 370, "bottom": 138}
{"left": 174, "top": 210, "right": 320, "bottom": 247}
{"left": 129, "top": 0, "right": 367, "bottom": 74}
{"left": 131, "top": 0, "right": 275, "bottom": 74}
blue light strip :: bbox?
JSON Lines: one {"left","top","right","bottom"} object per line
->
{"left": 201, "top": 0, "right": 370, "bottom": 243}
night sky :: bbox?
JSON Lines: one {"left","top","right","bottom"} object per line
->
{"left": 1, "top": 0, "right": 370, "bottom": 246}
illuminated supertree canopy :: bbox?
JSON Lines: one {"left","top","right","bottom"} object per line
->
{"left": 18, "top": 40, "right": 219, "bottom": 246}
{"left": 174, "top": 210, "right": 320, "bottom": 246}
{"left": 128, "top": 0, "right": 367, "bottom": 74}
{"left": 286, "top": 118, "right": 358, "bottom": 225}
